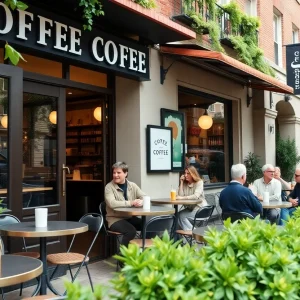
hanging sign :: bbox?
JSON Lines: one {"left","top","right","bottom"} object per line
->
{"left": 286, "top": 43, "right": 300, "bottom": 95}
{"left": 0, "top": 2, "right": 150, "bottom": 80}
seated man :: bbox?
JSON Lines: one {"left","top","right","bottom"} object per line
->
{"left": 104, "top": 162, "right": 144, "bottom": 248}
{"left": 279, "top": 168, "right": 300, "bottom": 224}
{"left": 251, "top": 164, "right": 282, "bottom": 224}
{"left": 219, "top": 164, "right": 262, "bottom": 217}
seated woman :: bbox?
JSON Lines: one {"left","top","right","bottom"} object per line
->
{"left": 104, "top": 162, "right": 144, "bottom": 247}
{"left": 177, "top": 166, "right": 207, "bottom": 230}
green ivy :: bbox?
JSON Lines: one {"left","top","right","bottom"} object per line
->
{"left": 79, "top": 0, "right": 104, "bottom": 31}
{"left": 134, "top": 0, "right": 156, "bottom": 9}
{"left": 243, "top": 152, "right": 262, "bottom": 185}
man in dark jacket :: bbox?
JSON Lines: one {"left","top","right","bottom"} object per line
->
{"left": 279, "top": 168, "right": 300, "bottom": 224}
{"left": 220, "top": 164, "right": 262, "bottom": 217}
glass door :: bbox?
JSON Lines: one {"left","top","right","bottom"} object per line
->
{"left": 22, "top": 82, "right": 66, "bottom": 218}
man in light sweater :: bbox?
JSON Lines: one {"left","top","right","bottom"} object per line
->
{"left": 251, "top": 164, "right": 282, "bottom": 224}
{"left": 104, "top": 162, "right": 145, "bottom": 247}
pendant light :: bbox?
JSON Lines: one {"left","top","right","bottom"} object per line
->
{"left": 198, "top": 109, "right": 213, "bottom": 130}
{"left": 1, "top": 115, "right": 8, "bottom": 128}
{"left": 93, "top": 107, "right": 102, "bottom": 122}
{"left": 49, "top": 111, "right": 57, "bottom": 124}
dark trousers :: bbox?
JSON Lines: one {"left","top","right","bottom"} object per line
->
{"left": 110, "top": 217, "right": 142, "bottom": 247}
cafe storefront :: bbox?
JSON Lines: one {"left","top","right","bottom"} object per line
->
{"left": 0, "top": 0, "right": 194, "bottom": 257}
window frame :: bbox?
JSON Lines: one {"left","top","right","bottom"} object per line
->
{"left": 273, "top": 12, "right": 283, "bottom": 67}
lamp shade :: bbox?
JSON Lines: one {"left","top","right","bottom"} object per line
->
{"left": 198, "top": 111, "right": 213, "bottom": 130}
{"left": 1, "top": 115, "right": 8, "bottom": 128}
{"left": 49, "top": 111, "right": 57, "bottom": 124}
{"left": 93, "top": 107, "right": 102, "bottom": 122}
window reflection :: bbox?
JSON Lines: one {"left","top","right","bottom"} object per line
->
{"left": 22, "top": 93, "right": 57, "bottom": 207}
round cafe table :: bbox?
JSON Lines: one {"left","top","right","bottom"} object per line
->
{"left": 151, "top": 198, "right": 202, "bottom": 240}
{"left": 0, "top": 221, "right": 88, "bottom": 295}
{"left": 0, "top": 255, "right": 43, "bottom": 288}
{"left": 192, "top": 225, "right": 224, "bottom": 243}
{"left": 262, "top": 201, "right": 292, "bottom": 209}
{"left": 114, "top": 206, "right": 175, "bottom": 249}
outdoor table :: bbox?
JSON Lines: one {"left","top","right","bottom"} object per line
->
{"left": 192, "top": 225, "right": 224, "bottom": 243}
{"left": 113, "top": 206, "right": 175, "bottom": 249}
{"left": 0, "top": 221, "right": 88, "bottom": 295}
{"left": 0, "top": 255, "right": 43, "bottom": 288}
{"left": 151, "top": 198, "right": 202, "bottom": 240}
{"left": 262, "top": 201, "right": 292, "bottom": 209}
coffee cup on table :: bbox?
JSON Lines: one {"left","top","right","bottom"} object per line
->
{"left": 143, "top": 196, "right": 151, "bottom": 210}
{"left": 263, "top": 192, "right": 269, "bottom": 203}
{"left": 35, "top": 208, "right": 48, "bottom": 227}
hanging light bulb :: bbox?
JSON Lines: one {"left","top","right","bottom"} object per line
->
{"left": 93, "top": 107, "right": 102, "bottom": 122}
{"left": 1, "top": 115, "right": 8, "bottom": 128}
{"left": 198, "top": 109, "right": 213, "bottom": 130}
{"left": 49, "top": 111, "right": 57, "bottom": 124}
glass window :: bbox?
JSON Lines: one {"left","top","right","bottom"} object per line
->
{"left": 292, "top": 25, "right": 299, "bottom": 44}
{"left": 0, "top": 77, "right": 8, "bottom": 209}
{"left": 273, "top": 12, "right": 282, "bottom": 66}
{"left": 22, "top": 93, "right": 58, "bottom": 207}
{"left": 179, "top": 91, "right": 228, "bottom": 185}
{"left": 245, "top": 0, "right": 257, "bottom": 16}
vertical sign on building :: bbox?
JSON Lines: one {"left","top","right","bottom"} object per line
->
{"left": 286, "top": 43, "right": 300, "bottom": 95}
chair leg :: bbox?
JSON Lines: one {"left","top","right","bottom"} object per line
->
{"left": 50, "top": 265, "right": 59, "bottom": 281}
{"left": 1, "top": 288, "right": 5, "bottom": 300}
{"left": 19, "top": 283, "right": 23, "bottom": 296}
{"left": 68, "top": 264, "right": 74, "bottom": 282}
{"left": 85, "top": 263, "right": 94, "bottom": 292}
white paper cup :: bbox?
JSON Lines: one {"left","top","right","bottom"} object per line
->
{"left": 35, "top": 208, "right": 48, "bottom": 227}
{"left": 263, "top": 192, "right": 269, "bottom": 203}
{"left": 143, "top": 196, "right": 151, "bottom": 210}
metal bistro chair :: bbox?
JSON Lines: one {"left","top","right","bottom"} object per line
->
{"left": 47, "top": 213, "right": 103, "bottom": 294}
{"left": 222, "top": 211, "right": 255, "bottom": 223}
{"left": 176, "top": 205, "right": 215, "bottom": 246}
{"left": 130, "top": 215, "right": 176, "bottom": 250}
{"left": 0, "top": 214, "right": 41, "bottom": 298}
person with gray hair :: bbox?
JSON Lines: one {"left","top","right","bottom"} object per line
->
{"left": 104, "top": 161, "right": 145, "bottom": 247}
{"left": 251, "top": 164, "right": 282, "bottom": 224}
{"left": 219, "top": 164, "right": 262, "bottom": 217}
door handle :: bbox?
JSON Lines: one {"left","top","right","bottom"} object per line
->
{"left": 62, "top": 164, "right": 70, "bottom": 196}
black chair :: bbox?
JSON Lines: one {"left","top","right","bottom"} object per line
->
{"left": 99, "top": 201, "right": 123, "bottom": 253}
{"left": 130, "top": 215, "right": 175, "bottom": 250}
{"left": 176, "top": 205, "right": 215, "bottom": 246}
{"left": 222, "top": 211, "right": 255, "bottom": 223}
{"left": 47, "top": 213, "right": 103, "bottom": 294}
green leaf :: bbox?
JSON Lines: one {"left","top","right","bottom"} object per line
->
{"left": 16, "top": 1, "right": 28, "bottom": 10}
{"left": 5, "top": 44, "right": 26, "bottom": 65}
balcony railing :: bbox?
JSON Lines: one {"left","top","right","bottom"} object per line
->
{"left": 172, "top": 1, "right": 244, "bottom": 45}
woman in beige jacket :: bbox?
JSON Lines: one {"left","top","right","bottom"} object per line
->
{"left": 104, "top": 162, "right": 145, "bottom": 247}
{"left": 177, "top": 165, "right": 207, "bottom": 230}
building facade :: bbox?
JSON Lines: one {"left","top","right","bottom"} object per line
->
{"left": 0, "top": 0, "right": 297, "bottom": 256}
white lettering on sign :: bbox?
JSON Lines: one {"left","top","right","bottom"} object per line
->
{"left": 37, "top": 16, "right": 53, "bottom": 46}
{"left": 0, "top": 2, "right": 148, "bottom": 76}
{"left": 292, "top": 51, "right": 300, "bottom": 91}
{"left": 0, "top": 3, "right": 13, "bottom": 34}
{"left": 16, "top": 9, "right": 33, "bottom": 40}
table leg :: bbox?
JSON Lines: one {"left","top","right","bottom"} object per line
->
{"left": 40, "top": 237, "right": 47, "bottom": 295}
{"left": 141, "top": 216, "right": 146, "bottom": 250}
{"left": 173, "top": 205, "right": 179, "bottom": 241}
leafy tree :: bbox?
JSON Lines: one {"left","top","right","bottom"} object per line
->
{"left": 244, "top": 152, "right": 262, "bottom": 184}
{"left": 276, "top": 135, "right": 300, "bottom": 181}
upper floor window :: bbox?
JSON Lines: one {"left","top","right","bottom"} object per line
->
{"left": 218, "top": 0, "right": 230, "bottom": 5}
{"left": 273, "top": 12, "right": 282, "bottom": 67}
{"left": 292, "top": 24, "right": 299, "bottom": 43}
{"left": 245, "top": 0, "right": 257, "bottom": 16}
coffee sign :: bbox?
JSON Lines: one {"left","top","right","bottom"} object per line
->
{"left": 0, "top": 3, "right": 150, "bottom": 80}
{"left": 286, "top": 43, "right": 300, "bottom": 95}
{"left": 146, "top": 125, "right": 172, "bottom": 173}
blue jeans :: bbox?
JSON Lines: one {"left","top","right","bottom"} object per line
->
{"left": 279, "top": 207, "right": 296, "bottom": 225}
